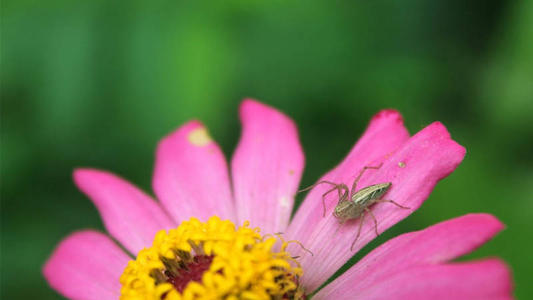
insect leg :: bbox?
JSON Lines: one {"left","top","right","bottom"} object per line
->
{"left": 339, "top": 183, "right": 350, "bottom": 202}
{"left": 350, "top": 212, "right": 366, "bottom": 251}
{"left": 322, "top": 186, "right": 342, "bottom": 217}
{"left": 322, "top": 183, "right": 351, "bottom": 217}
{"left": 376, "top": 199, "right": 410, "bottom": 209}
{"left": 350, "top": 163, "right": 384, "bottom": 198}
{"left": 334, "top": 219, "right": 347, "bottom": 236}
{"left": 298, "top": 180, "right": 348, "bottom": 217}
{"left": 365, "top": 207, "right": 379, "bottom": 237}
{"left": 327, "top": 183, "right": 350, "bottom": 217}
{"left": 298, "top": 180, "right": 341, "bottom": 193}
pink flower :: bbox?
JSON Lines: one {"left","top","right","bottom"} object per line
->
{"left": 43, "top": 99, "right": 513, "bottom": 299}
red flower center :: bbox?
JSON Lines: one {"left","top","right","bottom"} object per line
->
{"left": 165, "top": 255, "right": 214, "bottom": 293}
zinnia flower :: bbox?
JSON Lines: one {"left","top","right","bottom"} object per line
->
{"left": 43, "top": 99, "right": 513, "bottom": 299}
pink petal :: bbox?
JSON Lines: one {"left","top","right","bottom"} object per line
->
{"left": 153, "top": 120, "right": 235, "bottom": 223}
{"left": 286, "top": 109, "right": 410, "bottom": 289}
{"left": 231, "top": 99, "right": 305, "bottom": 233}
{"left": 290, "top": 121, "right": 466, "bottom": 291}
{"left": 316, "top": 214, "right": 506, "bottom": 299}
{"left": 322, "top": 260, "right": 513, "bottom": 300}
{"left": 74, "top": 169, "right": 175, "bottom": 254}
{"left": 43, "top": 231, "right": 131, "bottom": 300}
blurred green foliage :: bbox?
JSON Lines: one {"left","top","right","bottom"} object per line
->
{"left": 2, "top": 0, "right": 532, "bottom": 299}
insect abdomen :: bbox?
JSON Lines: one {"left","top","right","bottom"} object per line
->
{"left": 352, "top": 182, "right": 391, "bottom": 205}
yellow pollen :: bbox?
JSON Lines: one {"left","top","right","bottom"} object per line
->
{"left": 120, "top": 216, "right": 305, "bottom": 300}
{"left": 188, "top": 128, "right": 212, "bottom": 147}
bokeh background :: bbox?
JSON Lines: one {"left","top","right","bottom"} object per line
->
{"left": 2, "top": 1, "right": 532, "bottom": 299}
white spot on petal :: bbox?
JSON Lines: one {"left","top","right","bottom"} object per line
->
{"left": 188, "top": 128, "right": 212, "bottom": 147}
{"left": 279, "top": 196, "right": 290, "bottom": 208}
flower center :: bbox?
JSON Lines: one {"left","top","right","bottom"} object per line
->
{"left": 162, "top": 254, "right": 214, "bottom": 293}
{"left": 120, "top": 216, "right": 306, "bottom": 299}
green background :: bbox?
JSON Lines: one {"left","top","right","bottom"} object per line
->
{"left": 2, "top": 1, "right": 532, "bottom": 299}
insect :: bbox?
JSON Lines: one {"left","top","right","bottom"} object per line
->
{"left": 299, "top": 163, "right": 409, "bottom": 251}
